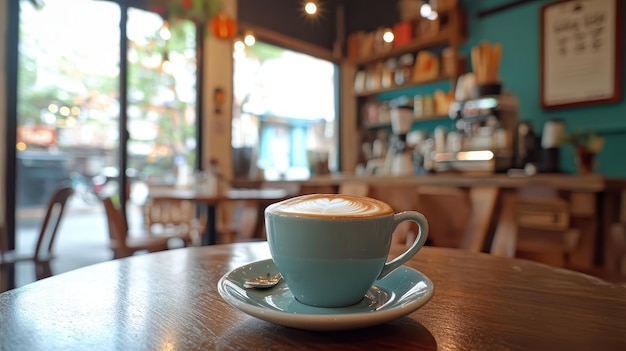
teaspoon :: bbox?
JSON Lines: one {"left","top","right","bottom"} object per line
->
{"left": 243, "top": 273, "right": 283, "bottom": 289}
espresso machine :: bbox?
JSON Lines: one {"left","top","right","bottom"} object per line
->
{"left": 433, "top": 94, "right": 519, "bottom": 173}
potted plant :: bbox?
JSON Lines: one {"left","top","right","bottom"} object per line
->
{"left": 560, "top": 130, "right": 605, "bottom": 174}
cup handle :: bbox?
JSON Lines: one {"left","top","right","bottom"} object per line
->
{"left": 377, "top": 211, "right": 429, "bottom": 280}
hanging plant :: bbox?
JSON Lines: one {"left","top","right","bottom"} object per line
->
{"left": 149, "top": 0, "right": 233, "bottom": 37}
{"left": 209, "top": 12, "right": 237, "bottom": 39}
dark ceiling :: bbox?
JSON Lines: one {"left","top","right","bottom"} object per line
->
{"left": 237, "top": 0, "right": 399, "bottom": 52}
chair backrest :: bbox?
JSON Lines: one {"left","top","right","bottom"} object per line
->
{"left": 490, "top": 188, "right": 580, "bottom": 267}
{"left": 415, "top": 185, "right": 471, "bottom": 248}
{"left": 0, "top": 224, "right": 6, "bottom": 256}
{"left": 143, "top": 198, "right": 196, "bottom": 230}
{"left": 338, "top": 181, "right": 369, "bottom": 197}
{"left": 33, "top": 185, "right": 74, "bottom": 261}
{"left": 620, "top": 190, "right": 626, "bottom": 225}
{"left": 368, "top": 185, "right": 421, "bottom": 248}
{"left": 102, "top": 197, "right": 129, "bottom": 250}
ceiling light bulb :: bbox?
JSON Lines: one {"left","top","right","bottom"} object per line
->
{"left": 383, "top": 29, "right": 394, "bottom": 43}
{"left": 244, "top": 33, "right": 256, "bottom": 46}
{"left": 304, "top": 1, "right": 318, "bottom": 15}
{"left": 159, "top": 22, "right": 171, "bottom": 41}
{"left": 420, "top": 3, "right": 432, "bottom": 18}
{"left": 233, "top": 39, "right": 245, "bottom": 52}
{"left": 427, "top": 11, "right": 438, "bottom": 21}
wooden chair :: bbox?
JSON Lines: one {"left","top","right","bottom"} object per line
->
{"left": 102, "top": 197, "right": 172, "bottom": 259}
{"left": 414, "top": 185, "right": 472, "bottom": 249}
{"left": 224, "top": 183, "right": 301, "bottom": 243}
{"left": 0, "top": 185, "right": 74, "bottom": 280}
{"left": 216, "top": 201, "right": 259, "bottom": 243}
{"left": 368, "top": 185, "right": 420, "bottom": 250}
{"left": 490, "top": 188, "right": 580, "bottom": 267}
{"left": 609, "top": 224, "right": 626, "bottom": 276}
{"left": 338, "top": 181, "right": 369, "bottom": 197}
{"left": 143, "top": 198, "right": 199, "bottom": 246}
{"left": 608, "top": 191, "right": 626, "bottom": 276}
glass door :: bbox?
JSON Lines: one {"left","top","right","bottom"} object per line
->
{"left": 16, "top": 0, "right": 122, "bottom": 286}
{"left": 13, "top": 0, "right": 199, "bottom": 287}
{"left": 126, "top": 8, "right": 198, "bottom": 191}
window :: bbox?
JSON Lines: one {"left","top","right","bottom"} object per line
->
{"left": 10, "top": 0, "right": 200, "bottom": 287}
{"left": 126, "top": 8, "right": 198, "bottom": 188}
{"left": 16, "top": 0, "right": 198, "bottom": 205}
{"left": 232, "top": 41, "right": 338, "bottom": 180}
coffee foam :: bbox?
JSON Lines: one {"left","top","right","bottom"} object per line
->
{"left": 267, "top": 194, "right": 393, "bottom": 218}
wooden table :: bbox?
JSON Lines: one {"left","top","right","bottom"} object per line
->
{"left": 1, "top": 242, "right": 624, "bottom": 350}
{"left": 148, "top": 188, "right": 290, "bottom": 245}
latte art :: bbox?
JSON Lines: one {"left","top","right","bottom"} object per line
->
{"left": 268, "top": 194, "right": 393, "bottom": 218}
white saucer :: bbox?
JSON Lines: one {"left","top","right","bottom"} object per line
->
{"left": 217, "top": 258, "right": 434, "bottom": 331}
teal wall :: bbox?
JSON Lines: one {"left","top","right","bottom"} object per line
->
{"left": 461, "top": 0, "right": 626, "bottom": 176}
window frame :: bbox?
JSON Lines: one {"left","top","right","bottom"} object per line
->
{"left": 232, "top": 23, "right": 342, "bottom": 178}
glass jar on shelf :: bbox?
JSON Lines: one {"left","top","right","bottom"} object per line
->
{"left": 394, "top": 53, "right": 414, "bottom": 86}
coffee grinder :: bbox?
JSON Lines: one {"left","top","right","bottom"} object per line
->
{"left": 388, "top": 105, "right": 415, "bottom": 175}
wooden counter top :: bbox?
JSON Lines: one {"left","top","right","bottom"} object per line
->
{"left": 236, "top": 173, "right": 613, "bottom": 192}
{"left": 233, "top": 173, "right": 626, "bottom": 273}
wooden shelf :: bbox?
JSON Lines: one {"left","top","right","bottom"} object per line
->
{"left": 355, "top": 75, "right": 451, "bottom": 98}
{"left": 344, "top": 6, "right": 467, "bottom": 173}
{"left": 346, "top": 29, "right": 453, "bottom": 66}
{"left": 363, "top": 114, "right": 450, "bottom": 130}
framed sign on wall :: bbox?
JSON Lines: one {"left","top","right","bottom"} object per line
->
{"left": 541, "top": 0, "right": 623, "bottom": 110}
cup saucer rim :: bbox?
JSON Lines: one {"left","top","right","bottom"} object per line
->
{"left": 217, "top": 258, "right": 434, "bottom": 331}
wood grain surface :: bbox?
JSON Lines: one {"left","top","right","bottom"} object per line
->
{"left": 235, "top": 173, "right": 612, "bottom": 192}
{"left": 1, "top": 242, "right": 625, "bottom": 350}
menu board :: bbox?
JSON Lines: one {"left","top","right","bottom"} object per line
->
{"left": 541, "top": 0, "right": 622, "bottom": 109}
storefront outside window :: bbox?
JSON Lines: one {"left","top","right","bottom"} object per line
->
{"left": 232, "top": 41, "right": 338, "bottom": 180}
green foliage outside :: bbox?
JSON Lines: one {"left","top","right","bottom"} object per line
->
{"left": 18, "top": 2, "right": 198, "bottom": 184}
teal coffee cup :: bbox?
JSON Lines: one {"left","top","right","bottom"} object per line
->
{"left": 265, "top": 193, "right": 429, "bottom": 308}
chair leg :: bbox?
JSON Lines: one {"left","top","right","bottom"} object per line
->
{"left": 35, "top": 262, "right": 53, "bottom": 280}
{"left": 490, "top": 193, "right": 518, "bottom": 257}
{"left": 113, "top": 250, "right": 129, "bottom": 260}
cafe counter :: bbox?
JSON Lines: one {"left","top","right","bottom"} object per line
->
{"left": 234, "top": 173, "right": 626, "bottom": 275}
{"left": 236, "top": 173, "right": 610, "bottom": 192}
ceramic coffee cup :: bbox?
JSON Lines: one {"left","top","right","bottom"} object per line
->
{"left": 265, "top": 193, "right": 429, "bottom": 308}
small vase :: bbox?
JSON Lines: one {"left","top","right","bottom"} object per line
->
{"left": 575, "top": 147, "right": 595, "bottom": 175}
